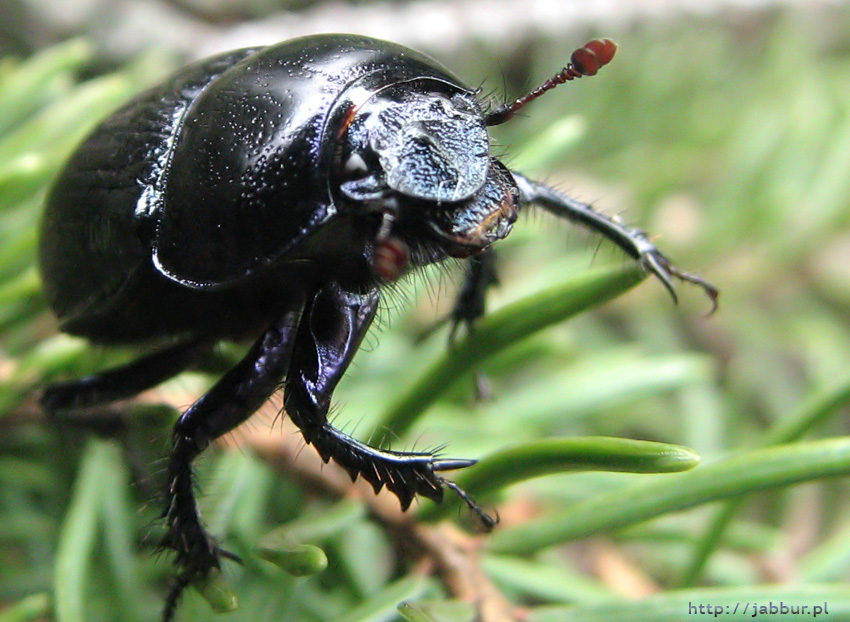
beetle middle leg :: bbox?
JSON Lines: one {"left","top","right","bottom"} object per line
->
{"left": 284, "top": 281, "right": 494, "bottom": 526}
{"left": 444, "top": 250, "right": 499, "bottom": 400}
{"left": 414, "top": 251, "right": 498, "bottom": 345}
{"left": 512, "top": 171, "right": 718, "bottom": 310}
{"left": 40, "top": 337, "right": 213, "bottom": 414}
{"left": 161, "top": 304, "right": 304, "bottom": 621}
{"left": 448, "top": 249, "right": 499, "bottom": 343}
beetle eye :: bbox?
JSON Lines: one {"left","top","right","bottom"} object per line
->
{"left": 450, "top": 93, "right": 478, "bottom": 114}
{"left": 338, "top": 149, "right": 385, "bottom": 201}
{"left": 343, "top": 152, "right": 369, "bottom": 179}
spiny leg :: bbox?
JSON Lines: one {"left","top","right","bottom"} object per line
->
{"left": 416, "top": 251, "right": 498, "bottom": 400}
{"left": 162, "top": 304, "right": 304, "bottom": 622}
{"left": 417, "top": 249, "right": 499, "bottom": 345}
{"left": 449, "top": 250, "right": 498, "bottom": 400}
{"left": 284, "top": 281, "right": 495, "bottom": 528}
{"left": 40, "top": 337, "right": 213, "bottom": 414}
{"left": 512, "top": 171, "right": 718, "bottom": 311}
{"left": 448, "top": 249, "right": 499, "bottom": 343}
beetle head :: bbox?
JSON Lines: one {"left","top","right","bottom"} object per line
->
{"left": 334, "top": 82, "right": 518, "bottom": 276}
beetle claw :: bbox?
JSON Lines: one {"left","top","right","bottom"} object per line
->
{"left": 432, "top": 457, "right": 477, "bottom": 471}
{"left": 641, "top": 249, "right": 718, "bottom": 315}
{"left": 640, "top": 251, "right": 678, "bottom": 305}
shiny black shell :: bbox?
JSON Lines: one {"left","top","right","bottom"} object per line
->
{"left": 39, "top": 34, "right": 472, "bottom": 342}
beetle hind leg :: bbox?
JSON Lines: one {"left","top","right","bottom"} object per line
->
{"left": 160, "top": 306, "right": 304, "bottom": 621}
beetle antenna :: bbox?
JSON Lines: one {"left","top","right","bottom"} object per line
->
{"left": 484, "top": 38, "right": 617, "bottom": 126}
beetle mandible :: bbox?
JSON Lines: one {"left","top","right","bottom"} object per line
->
{"left": 38, "top": 34, "right": 716, "bottom": 619}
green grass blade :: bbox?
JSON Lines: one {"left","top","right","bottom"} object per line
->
{"left": 260, "top": 499, "right": 366, "bottom": 546}
{"left": 681, "top": 369, "right": 850, "bottom": 585}
{"left": 421, "top": 437, "right": 699, "bottom": 521}
{"left": 379, "top": 264, "right": 647, "bottom": 435}
{"left": 258, "top": 542, "right": 328, "bottom": 577}
{"left": 345, "top": 575, "right": 430, "bottom": 622}
{"left": 98, "top": 445, "right": 145, "bottom": 622}
{"left": 800, "top": 519, "right": 850, "bottom": 582}
{"left": 0, "top": 39, "right": 92, "bottom": 136}
{"left": 398, "top": 600, "right": 476, "bottom": 622}
{"left": 54, "top": 439, "right": 114, "bottom": 622}
{"left": 0, "top": 74, "right": 129, "bottom": 164}
{"left": 0, "top": 594, "right": 50, "bottom": 622}
{"left": 491, "top": 436, "right": 850, "bottom": 555}
{"left": 764, "top": 369, "right": 850, "bottom": 446}
{"left": 483, "top": 555, "right": 613, "bottom": 605}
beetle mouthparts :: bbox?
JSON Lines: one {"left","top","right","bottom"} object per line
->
{"left": 428, "top": 171, "right": 519, "bottom": 256}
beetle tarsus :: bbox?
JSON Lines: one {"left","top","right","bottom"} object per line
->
{"left": 449, "top": 253, "right": 499, "bottom": 401}
{"left": 447, "top": 250, "right": 499, "bottom": 342}
{"left": 441, "top": 478, "right": 499, "bottom": 531}
{"left": 418, "top": 251, "right": 499, "bottom": 401}
{"left": 162, "top": 571, "right": 193, "bottom": 622}
{"left": 668, "top": 265, "right": 720, "bottom": 315}
{"left": 160, "top": 437, "right": 227, "bottom": 573}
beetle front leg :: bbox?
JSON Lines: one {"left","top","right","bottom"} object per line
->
{"left": 285, "top": 282, "right": 495, "bottom": 527}
{"left": 513, "top": 171, "right": 718, "bottom": 310}
{"left": 162, "top": 304, "right": 304, "bottom": 621}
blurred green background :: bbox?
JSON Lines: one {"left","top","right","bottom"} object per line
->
{"left": 2, "top": 1, "right": 850, "bottom": 621}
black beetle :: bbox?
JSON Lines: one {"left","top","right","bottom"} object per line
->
{"left": 39, "top": 34, "right": 716, "bottom": 619}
